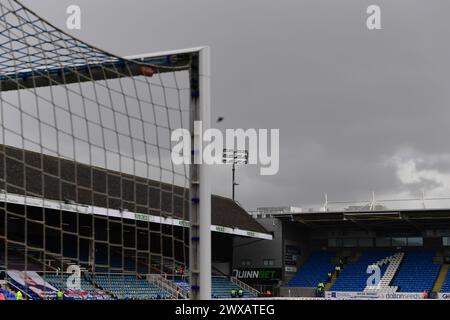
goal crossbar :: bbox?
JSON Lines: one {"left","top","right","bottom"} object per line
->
{"left": 0, "top": 0, "right": 211, "bottom": 301}
{"left": 0, "top": 48, "right": 203, "bottom": 91}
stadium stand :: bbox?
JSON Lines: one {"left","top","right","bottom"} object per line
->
{"left": 4, "top": 275, "right": 38, "bottom": 300}
{"left": 326, "top": 250, "right": 440, "bottom": 293}
{"left": 331, "top": 251, "right": 395, "bottom": 292}
{"left": 93, "top": 274, "right": 172, "bottom": 300}
{"left": 44, "top": 273, "right": 111, "bottom": 300}
{"left": 440, "top": 266, "right": 450, "bottom": 292}
{"left": 174, "top": 276, "right": 256, "bottom": 298}
{"left": 212, "top": 276, "right": 255, "bottom": 298}
{"left": 0, "top": 288, "right": 16, "bottom": 300}
{"left": 287, "top": 251, "right": 335, "bottom": 287}
{"left": 174, "top": 279, "right": 191, "bottom": 292}
{"left": 392, "top": 251, "right": 439, "bottom": 293}
{"left": 364, "top": 252, "right": 403, "bottom": 293}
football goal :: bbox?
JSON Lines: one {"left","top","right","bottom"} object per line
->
{"left": 0, "top": 0, "right": 210, "bottom": 300}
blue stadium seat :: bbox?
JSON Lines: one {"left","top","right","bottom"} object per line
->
{"left": 331, "top": 251, "right": 394, "bottom": 292}
{"left": 5, "top": 276, "right": 41, "bottom": 300}
{"left": 174, "top": 276, "right": 256, "bottom": 298}
{"left": 0, "top": 288, "right": 17, "bottom": 300}
{"left": 212, "top": 276, "right": 254, "bottom": 298}
{"left": 93, "top": 274, "right": 172, "bottom": 300}
{"left": 44, "top": 273, "right": 110, "bottom": 300}
{"left": 174, "top": 280, "right": 191, "bottom": 292}
{"left": 287, "top": 251, "right": 335, "bottom": 287}
{"left": 392, "top": 251, "right": 439, "bottom": 293}
{"left": 440, "top": 267, "right": 450, "bottom": 292}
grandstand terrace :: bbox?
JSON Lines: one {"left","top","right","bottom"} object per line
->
{"left": 233, "top": 206, "right": 450, "bottom": 298}
{"left": 0, "top": 145, "right": 271, "bottom": 299}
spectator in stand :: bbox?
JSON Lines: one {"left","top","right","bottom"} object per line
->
{"left": 316, "top": 282, "right": 325, "bottom": 297}
{"left": 0, "top": 292, "right": 5, "bottom": 300}
{"left": 326, "top": 271, "right": 332, "bottom": 283}
{"left": 16, "top": 290, "right": 23, "bottom": 300}
{"left": 423, "top": 290, "right": 428, "bottom": 299}
{"left": 238, "top": 289, "right": 243, "bottom": 298}
{"left": 316, "top": 287, "right": 323, "bottom": 297}
{"left": 335, "top": 265, "right": 341, "bottom": 276}
{"left": 230, "top": 289, "right": 236, "bottom": 298}
{"left": 265, "top": 290, "right": 272, "bottom": 297}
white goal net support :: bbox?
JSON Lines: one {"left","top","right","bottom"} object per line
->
{"left": 0, "top": 0, "right": 210, "bottom": 300}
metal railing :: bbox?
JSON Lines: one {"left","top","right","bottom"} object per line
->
{"left": 3, "top": 278, "right": 33, "bottom": 300}
{"left": 2, "top": 270, "right": 261, "bottom": 299}
{"left": 230, "top": 276, "right": 260, "bottom": 296}
{"left": 148, "top": 274, "right": 189, "bottom": 299}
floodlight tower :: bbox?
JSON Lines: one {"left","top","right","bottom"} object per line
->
{"left": 222, "top": 149, "right": 249, "bottom": 201}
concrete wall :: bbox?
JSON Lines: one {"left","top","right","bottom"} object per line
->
{"left": 281, "top": 220, "right": 312, "bottom": 282}
{"left": 212, "top": 262, "right": 231, "bottom": 275}
{"left": 233, "top": 218, "right": 282, "bottom": 269}
{"left": 279, "top": 287, "right": 316, "bottom": 297}
{"left": 233, "top": 217, "right": 314, "bottom": 285}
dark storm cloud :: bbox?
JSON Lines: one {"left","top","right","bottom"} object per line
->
{"left": 20, "top": 0, "right": 450, "bottom": 210}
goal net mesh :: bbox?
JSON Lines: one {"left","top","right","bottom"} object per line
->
{"left": 0, "top": 0, "right": 192, "bottom": 299}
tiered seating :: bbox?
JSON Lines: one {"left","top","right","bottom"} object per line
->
{"left": 174, "top": 276, "right": 255, "bottom": 298}
{"left": 5, "top": 273, "right": 40, "bottom": 300}
{"left": 392, "top": 251, "right": 439, "bottom": 293}
{"left": 331, "top": 251, "right": 394, "bottom": 292}
{"left": 212, "top": 276, "right": 254, "bottom": 298}
{"left": 440, "top": 268, "right": 450, "bottom": 292}
{"left": 287, "top": 251, "right": 335, "bottom": 287}
{"left": 0, "top": 288, "right": 17, "bottom": 300}
{"left": 174, "top": 279, "right": 191, "bottom": 292}
{"left": 44, "top": 273, "right": 111, "bottom": 299}
{"left": 93, "top": 274, "right": 172, "bottom": 299}
{"left": 364, "top": 252, "right": 403, "bottom": 293}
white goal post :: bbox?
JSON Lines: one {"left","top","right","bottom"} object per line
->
{"left": 190, "top": 47, "right": 212, "bottom": 301}
{"left": 127, "top": 47, "right": 212, "bottom": 300}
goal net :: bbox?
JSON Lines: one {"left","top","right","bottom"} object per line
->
{"left": 0, "top": 0, "right": 210, "bottom": 300}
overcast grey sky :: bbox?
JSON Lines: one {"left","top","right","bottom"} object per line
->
{"left": 20, "top": 0, "right": 450, "bottom": 210}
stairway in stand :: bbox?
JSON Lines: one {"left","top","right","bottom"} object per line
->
{"left": 324, "top": 273, "right": 337, "bottom": 291}
{"left": 432, "top": 264, "right": 450, "bottom": 293}
{"left": 325, "top": 252, "right": 359, "bottom": 291}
